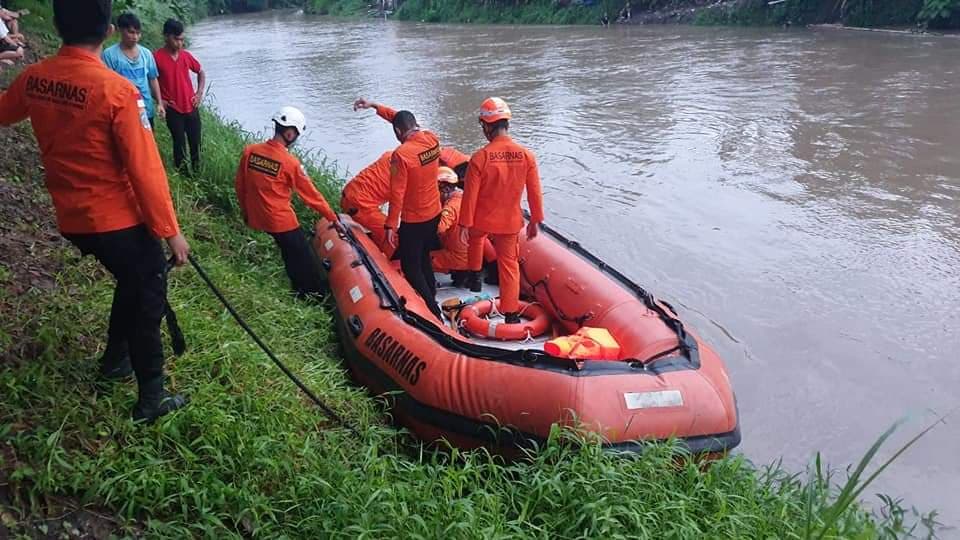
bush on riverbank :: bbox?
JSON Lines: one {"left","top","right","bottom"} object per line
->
{"left": 306, "top": 0, "right": 371, "bottom": 16}
{"left": 393, "top": 0, "right": 601, "bottom": 25}
{"left": 304, "top": 0, "right": 960, "bottom": 28}
{"left": 0, "top": 0, "right": 941, "bottom": 537}
{"left": 694, "top": 0, "right": 960, "bottom": 29}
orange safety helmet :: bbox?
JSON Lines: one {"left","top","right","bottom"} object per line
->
{"left": 478, "top": 97, "right": 512, "bottom": 124}
{"left": 437, "top": 166, "right": 459, "bottom": 184}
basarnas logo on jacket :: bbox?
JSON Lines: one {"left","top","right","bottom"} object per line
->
{"left": 25, "top": 76, "right": 89, "bottom": 110}
{"left": 248, "top": 153, "right": 282, "bottom": 177}
{"left": 418, "top": 144, "right": 440, "bottom": 166}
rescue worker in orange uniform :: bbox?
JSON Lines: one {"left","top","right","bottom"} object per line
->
{"left": 341, "top": 147, "right": 471, "bottom": 257}
{"left": 0, "top": 0, "right": 190, "bottom": 423}
{"left": 354, "top": 97, "right": 443, "bottom": 320}
{"left": 340, "top": 150, "right": 392, "bottom": 254}
{"left": 235, "top": 106, "right": 340, "bottom": 299}
{"left": 430, "top": 167, "right": 468, "bottom": 281}
{"left": 459, "top": 97, "right": 545, "bottom": 324}
{"left": 430, "top": 167, "right": 498, "bottom": 287}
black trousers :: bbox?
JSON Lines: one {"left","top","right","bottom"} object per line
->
{"left": 398, "top": 214, "right": 442, "bottom": 320}
{"left": 269, "top": 228, "right": 325, "bottom": 298}
{"left": 64, "top": 225, "right": 167, "bottom": 385}
{"left": 165, "top": 108, "right": 201, "bottom": 172}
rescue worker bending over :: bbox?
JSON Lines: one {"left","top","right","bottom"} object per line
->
{"left": 0, "top": 0, "right": 190, "bottom": 423}
{"left": 459, "top": 97, "right": 545, "bottom": 325}
{"left": 354, "top": 97, "right": 443, "bottom": 321}
{"left": 235, "top": 107, "right": 340, "bottom": 299}
{"left": 340, "top": 150, "right": 393, "bottom": 255}
{"left": 430, "top": 167, "right": 469, "bottom": 285}
{"left": 431, "top": 167, "right": 497, "bottom": 287}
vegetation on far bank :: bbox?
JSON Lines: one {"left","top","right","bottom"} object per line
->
{"left": 694, "top": 0, "right": 960, "bottom": 29}
{"left": 303, "top": 0, "right": 960, "bottom": 28}
{"left": 0, "top": 0, "right": 945, "bottom": 537}
{"left": 99, "top": 0, "right": 960, "bottom": 28}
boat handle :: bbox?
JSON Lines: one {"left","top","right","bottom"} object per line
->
{"left": 348, "top": 315, "right": 364, "bottom": 338}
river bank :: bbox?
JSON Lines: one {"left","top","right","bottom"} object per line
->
{"left": 303, "top": 0, "right": 960, "bottom": 28}
{"left": 0, "top": 1, "right": 944, "bottom": 537}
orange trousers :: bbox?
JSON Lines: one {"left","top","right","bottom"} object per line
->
{"left": 433, "top": 239, "right": 496, "bottom": 273}
{"left": 468, "top": 229, "right": 520, "bottom": 313}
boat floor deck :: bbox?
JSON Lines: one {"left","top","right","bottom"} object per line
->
{"left": 433, "top": 272, "right": 551, "bottom": 351}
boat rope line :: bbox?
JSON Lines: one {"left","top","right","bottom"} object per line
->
{"left": 517, "top": 261, "right": 593, "bottom": 327}
{"left": 184, "top": 254, "right": 361, "bottom": 437}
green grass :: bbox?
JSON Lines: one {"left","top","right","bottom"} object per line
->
{"left": 0, "top": 2, "right": 944, "bottom": 538}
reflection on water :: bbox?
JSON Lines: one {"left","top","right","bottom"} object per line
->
{"left": 190, "top": 12, "right": 960, "bottom": 524}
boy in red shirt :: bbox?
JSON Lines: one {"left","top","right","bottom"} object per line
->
{"left": 154, "top": 18, "right": 205, "bottom": 174}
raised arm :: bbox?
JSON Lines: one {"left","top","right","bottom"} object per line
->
{"left": 353, "top": 97, "right": 396, "bottom": 123}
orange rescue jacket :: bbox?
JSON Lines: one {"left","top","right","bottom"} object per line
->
{"left": 0, "top": 46, "right": 179, "bottom": 238}
{"left": 341, "top": 151, "right": 392, "bottom": 210}
{"left": 439, "top": 191, "right": 466, "bottom": 252}
{"left": 235, "top": 139, "right": 337, "bottom": 233}
{"left": 373, "top": 104, "right": 441, "bottom": 228}
{"left": 460, "top": 134, "right": 544, "bottom": 234}
{"left": 431, "top": 191, "right": 469, "bottom": 270}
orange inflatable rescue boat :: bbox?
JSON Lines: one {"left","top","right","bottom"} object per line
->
{"left": 314, "top": 216, "right": 740, "bottom": 454}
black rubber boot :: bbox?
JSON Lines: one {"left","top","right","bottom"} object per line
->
{"left": 504, "top": 312, "right": 521, "bottom": 324}
{"left": 483, "top": 261, "right": 499, "bottom": 285}
{"left": 465, "top": 271, "right": 483, "bottom": 293}
{"left": 451, "top": 271, "right": 468, "bottom": 288}
{"left": 99, "top": 344, "right": 133, "bottom": 381}
{"left": 132, "top": 376, "right": 189, "bottom": 424}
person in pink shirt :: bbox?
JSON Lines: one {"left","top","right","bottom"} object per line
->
{"left": 153, "top": 18, "right": 206, "bottom": 175}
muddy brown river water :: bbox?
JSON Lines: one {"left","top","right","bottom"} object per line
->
{"left": 189, "top": 11, "right": 960, "bottom": 526}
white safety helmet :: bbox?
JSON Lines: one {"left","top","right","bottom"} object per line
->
{"left": 272, "top": 106, "right": 307, "bottom": 135}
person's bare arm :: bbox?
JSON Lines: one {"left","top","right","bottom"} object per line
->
{"left": 192, "top": 69, "right": 206, "bottom": 107}
{"left": 149, "top": 77, "right": 165, "bottom": 119}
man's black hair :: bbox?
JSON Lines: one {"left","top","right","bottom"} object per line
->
{"left": 53, "top": 0, "right": 111, "bottom": 46}
{"left": 116, "top": 12, "right": 142, "bottom": 31}
{"left": 163, "top": 18, "right": 185, "bottom": 37}
{"left": 392, "top": 111, "right": 418, "bottom": 134}
{"left": 486, "top": 119, "right": 509, "bottom": 132}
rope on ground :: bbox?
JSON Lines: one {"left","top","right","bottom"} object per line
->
{"left": 185, "top": 254, "right": 361, "bottom": 438}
